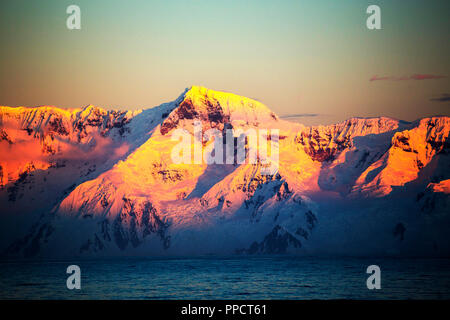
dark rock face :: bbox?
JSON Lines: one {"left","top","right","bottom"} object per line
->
{"left": 295, "top": 227, "right": 309, "bottom": 240}
{"left": 7, "top": 163, "right": 35, "bottom": 202}
{"left": 426, "top": 130, "right": 450, "bottom": 154}
{"left": 305, "top": 210, "right": 317, "bottom": 230}
{"left": 0, "top": 129, "right": 13, "bottom": 144}
{"left": 295, "top": 129, "right": 352, "bottom": 162}
{"left": 151, "top": 162, "right": 184, "bottom": 183}
{"left": 4, "top": 198, "right": 172, "bottom": 257}
{"left": 276, "top": 181, "right": 292, "bottom": 201}
{"left": 160, "top": 97, "right": 231, "bottom": 135}
{"left": 73, "top": 109, "right": 131, "bottom": 141}
{"left": 393, "top": 133, "right": 418, "bottom": 153}
{"left": 109, "top": 198, "right": 171, "bottom": 251}
{"left": 243, "top": 225, "right": 302, "bottom": 254}
{"left": 393, "top": 223, "right": 406, "bottom": 241}
{"left": 176, "top": 99, "right": 200, "bottom": 120}
{"left": 234, "top": 172, "right": 285, "bottom": 222}
{"left": 355, "top": 150, "right": 371, "bottom": 168}
{"left": 48, "top": 117, "right": 69, "bottom": 136}
{"left": 4, "top": 222, "right": 54, "bottom": 258}
{"left": 417, "top": 181, "right": 450, "bottom": 215}
{"left": 80, "top": 234, "right": 105, "bottom": 253}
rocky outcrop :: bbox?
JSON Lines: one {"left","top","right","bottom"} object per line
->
{"left": 240, "top": 225, "right": 302, "bottom": 254}
{"left": 295, "top": 117, "right": 400, "bottom": 162}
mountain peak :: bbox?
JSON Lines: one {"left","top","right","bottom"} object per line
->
{"left": 160, "top": 86, "right": 279, "bottom": 135}
{"left": 185, "top": 85, "right": 277, "bottom": 119}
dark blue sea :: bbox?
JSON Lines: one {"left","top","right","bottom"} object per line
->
{"left": 1, "top": 257, "right": 449, "bottom": 299}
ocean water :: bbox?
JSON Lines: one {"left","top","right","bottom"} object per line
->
{"left": 0, "top": 256, "right": 449, "bottom": 299}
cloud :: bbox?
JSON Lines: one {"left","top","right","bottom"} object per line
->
{"left": 369, "top": 75, "right": 395, "bottom": 81}
{"left": 50, "top": 133, "right": 130, "bottom": 161}
{"left": 370, "top": 74, "right": 446, "bottom": 82}
{"left": 279, "top": 113, "right": 319, "bottom": 119}
{"left": 0, "top": 131, "right": 129, "bottom": 177}
{"left": 430, "top": 93, "right": 450, "bottom": 103}
{"left": 410, "top": 74, "right": 446, "bottom": 80}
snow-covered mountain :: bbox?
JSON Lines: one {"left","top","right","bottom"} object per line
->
{"left": 1, "top": 86, "right": 449, "bottom": 258}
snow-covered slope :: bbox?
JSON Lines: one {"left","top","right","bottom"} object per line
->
{"left": 1, "top": 86, "right": 449, "bottom": 258}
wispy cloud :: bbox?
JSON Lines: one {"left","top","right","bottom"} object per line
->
{"left": 370, "top": 74, "right": 446, "bottom": 82}
{"left": 279, "top": 113, "right": 319, "bottom": 119}
{"left": 430, "top": 93, "right": 450, "bottom": 103}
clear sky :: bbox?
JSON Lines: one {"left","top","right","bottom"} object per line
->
{"left": 0, "top": 0, "right": 449, "bottom": 125}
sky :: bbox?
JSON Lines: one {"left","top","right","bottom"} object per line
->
{"left": 0, "top": 0, "right": 449, "bottom": 125}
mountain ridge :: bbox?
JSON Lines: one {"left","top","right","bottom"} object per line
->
{"left": 1, "top": 86, "right": 449, "bottom": 258}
